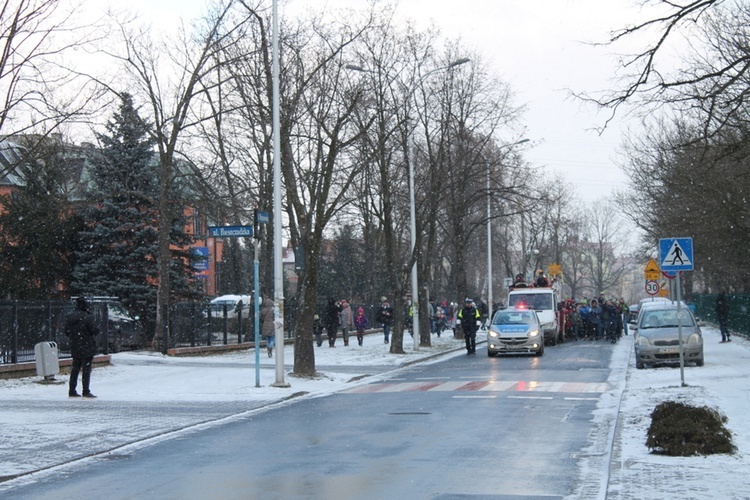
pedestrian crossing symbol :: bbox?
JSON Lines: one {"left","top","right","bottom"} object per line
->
{"left": 659, "top": 237, "right": 694, "bottom": 272}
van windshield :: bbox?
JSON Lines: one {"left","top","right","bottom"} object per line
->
{"left": 508, "top": 293, "right": 552, "bottom": 310}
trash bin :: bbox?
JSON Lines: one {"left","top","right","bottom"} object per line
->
{"left": 34, "top": 341, "right": 59, "bottom": 380}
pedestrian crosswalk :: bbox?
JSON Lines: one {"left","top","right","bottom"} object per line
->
{"left": 341, "top": 379, "right": 609, "bottom": 394}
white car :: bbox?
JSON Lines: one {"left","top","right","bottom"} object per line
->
{"left": 487, "top": 307, "right": 544, "bottom": 357}
{"left": 208, "top": 295, "right": 257, "bottom": 319}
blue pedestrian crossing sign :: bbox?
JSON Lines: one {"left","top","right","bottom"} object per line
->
{"left": 659, "top": 237, "right": 694, "bottom": 272}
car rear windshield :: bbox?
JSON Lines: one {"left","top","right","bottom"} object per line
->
{"left": 508, "top": 293, "right": 553, "bottom": 310}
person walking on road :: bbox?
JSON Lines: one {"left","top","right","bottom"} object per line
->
{"left": 259, "top": 296, "right": 275, "bottom": 357}
{"left": 716, "top": 291, "right": 731, "bottom": 342}
{"left": 376, "top": 297, "right": 394, "bottom": 344}
{"left": 458, "top": 298, "right": 480, "bottom": 355}
{"left": 65, "top": 297, "right": 100, "bottom": 398}
{"left": 354, "top": 306, "right": 368, "bottom": 346}
{"left": 323, "top": 297, "right": 342, "bottom": 347}
{"left": 339, "top": 299, "right": 353, "bottom": 346}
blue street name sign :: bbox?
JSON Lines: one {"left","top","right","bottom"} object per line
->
{"left": 208, "top": 225, "right": 253, "bottom": 238}
{"left": 659, "top": 237, "right": 694, "bottom": 272}
{"left": 255, "top": 211, "right": 269, "bottom": 224}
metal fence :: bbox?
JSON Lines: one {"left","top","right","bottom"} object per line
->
{"left": 692, "top": 293, "right": 749, "bottom": 337}
{"left": 1, "top": 299, "right": 384, "bottom": 366}
{"left": 0, "top": 301, "right": 73, "bottom": 364}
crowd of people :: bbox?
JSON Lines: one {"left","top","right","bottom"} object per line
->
{"left": 312, "top": 294, "right": 493, "bottom": 351}
{"left": 559, "top": 296, "right": 629, "bottom": 343}
{"left": 313, "top": 285, "right": 633, "bottom": 352}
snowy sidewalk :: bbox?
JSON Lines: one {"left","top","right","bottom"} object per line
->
{"left": 606, "top": 326, "right": 750, "bottom": 499}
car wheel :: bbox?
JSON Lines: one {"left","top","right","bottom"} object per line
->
{"left": 636, "top": 360, "right": 644, "bottom": 369}
{"left": 487, "top": 350, "right": 496, "bottom": 357}
{"left": 696, "top": 358, "right": 704, "bottom": 367}
{"left": 536, "top": 345, "right": 544, "bottom": 357}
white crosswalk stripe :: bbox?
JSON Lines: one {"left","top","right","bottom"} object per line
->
{"left": 342, "top": 380, "right": 609, "bottom": 394}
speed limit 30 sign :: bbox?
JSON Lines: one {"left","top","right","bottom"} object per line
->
{"left": 645, "top": 280, "right": 660, "bottom": 296}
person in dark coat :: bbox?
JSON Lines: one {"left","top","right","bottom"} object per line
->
{"left": 323, "top": 297, "right": 342, "bottom": 347}
{"left": 376, "top": 297, "right": 394, "bottom": 344}
{"left": 457, "top": 298, "right": 481, "bottom": 355}
{"left": 716, "top": 291, "right": 731, "bottom": 342}
{"left": 65, "top": 297, "right": 100, "bottom": 398}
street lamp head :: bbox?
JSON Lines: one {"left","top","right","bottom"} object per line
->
{"left": 449, "top": 58, "right": 471, "bottom": 68}
{"left": 516, "top": 138, "right": 531, "bottom": 145}
{"left": 345, "top": 64, "right": 367, "bottom": 72}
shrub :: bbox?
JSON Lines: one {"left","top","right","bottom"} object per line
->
{"left": 646, "top": 401, "right": 736, "bottom": 456}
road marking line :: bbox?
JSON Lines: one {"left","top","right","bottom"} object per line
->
{"left": 507, "top": 396, "right": 553, "bottom": 400}
{"left": 452, "top": 395, "right": 497, "bottom": 399}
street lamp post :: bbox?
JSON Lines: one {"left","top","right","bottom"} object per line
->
{"left": 347, "top": 58, "right": 470, "bottom": 351}
{"left": 271, "top": 0, "right": 288, "bottom": 387}
{"left": 487, "top": 139, "right": 529, "bottom": 320}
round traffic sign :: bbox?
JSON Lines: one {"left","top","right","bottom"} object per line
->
{"left": 645, "top": 280, "right": 659, "bottom": 296}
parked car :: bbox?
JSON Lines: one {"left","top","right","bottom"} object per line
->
{"left": 631, "top": 302, "right": 703, "bottom": 369}
{"left": 208, "top": 295, "right": 256, "bottom": 319}
{"left": 105, "top": 302, "right": 144, "bottom": 352}
{"left": 487, "top": 307, "right": 544, "bottom": 357}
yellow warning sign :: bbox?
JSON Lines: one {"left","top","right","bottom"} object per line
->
{"left": 644, "top": 258, "right": 660, "bottom": 281}
{"left": 547, "top": 263, "right": 562, "bottom": 277}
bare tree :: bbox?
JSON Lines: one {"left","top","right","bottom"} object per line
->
{"left": 100, "top": 1, "right": 252, "bottom": 350}
{"left": 581, "top": 200, "right": 631, "bottom": 297}
{"left": 0, "top": 0, "right": 102, "bottom": 158}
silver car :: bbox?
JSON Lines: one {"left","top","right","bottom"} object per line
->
{"left": 487, "top": 307, "right": 544, "bottom": 357}
{"left": 632, "top": 303, "right": 703, "bottom": 369}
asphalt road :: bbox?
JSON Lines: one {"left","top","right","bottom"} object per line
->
{"left": 4, "top": 340, "right": 620, "bottom": 499}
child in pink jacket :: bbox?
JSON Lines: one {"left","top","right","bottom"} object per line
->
{"left": 354, "top": 307, "right": 369, "bottom": 346}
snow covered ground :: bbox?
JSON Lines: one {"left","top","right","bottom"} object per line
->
{"left": 1, "top": 326, "right": 749, "bottom": 499}
{"left": 608, "top": 325, "right": 750, "bottom": 499}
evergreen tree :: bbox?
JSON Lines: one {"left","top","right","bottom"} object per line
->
{"left": 0, "top": 142, "right": 80, "bottom": 299}
{"left": 72, "top": 93, "right": 160, "bottom": 333}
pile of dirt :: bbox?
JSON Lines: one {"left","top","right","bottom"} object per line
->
{"left": 646, "top": 400, "right": 736, "bottom": 456}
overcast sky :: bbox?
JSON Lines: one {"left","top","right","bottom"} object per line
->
{"left": 104, "top": 0, "right": 655, "bottom": 205}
